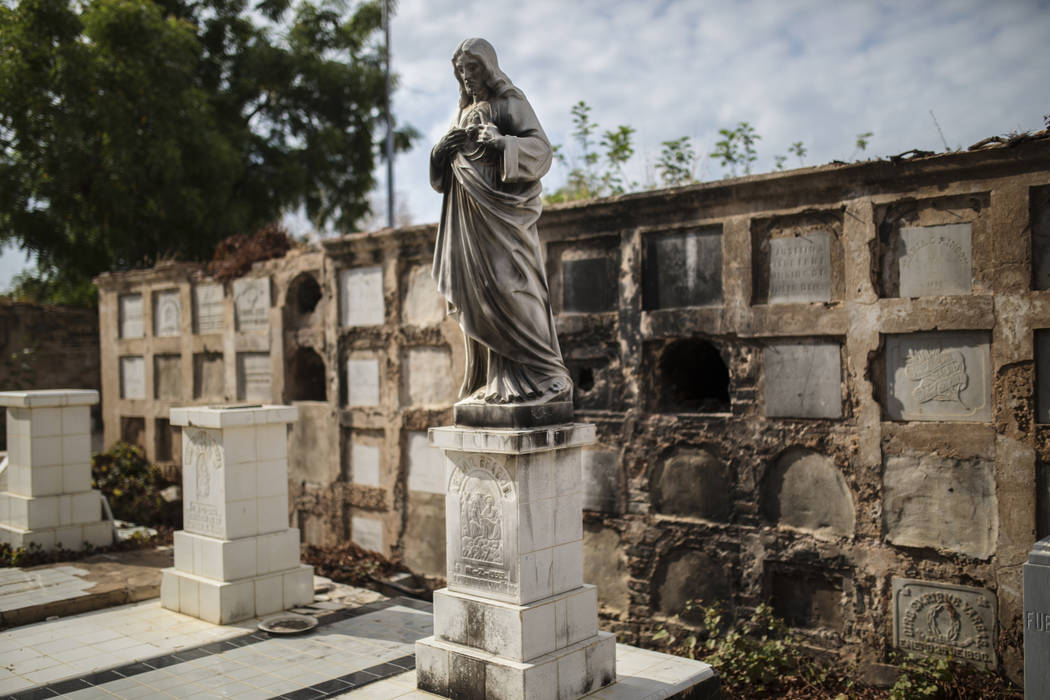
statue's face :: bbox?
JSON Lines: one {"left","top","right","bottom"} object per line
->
{"left": 455, "top": 54, "right": 487, "bottom": 99}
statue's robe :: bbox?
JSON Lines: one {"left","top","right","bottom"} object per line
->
{"left": 430, "top": 89, "right": 569, "bottom": 403}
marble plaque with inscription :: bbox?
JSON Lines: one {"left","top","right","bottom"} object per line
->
{"left": 193, "top": 283, "right": 224, "bottom": 334}
{"left": 120, "top": 356, "right": 145, "bottom": 399}
{"left": 182, "top": 427, "right": 226, "bottom": 537}
{"left": 340, "top": 266, "right": 384, "bottom": 327}
{"left": 347, "top": 357, "right": 380, "bottom": 407}
{"left": 764, "top": 342, "right": 842, "bottom": 418}
{"left": 233, "top": 277, "right": 270, "bottom": 331}
{"left": 885, "top": 331, "right": 991, "bottom": 421}
{"left": 768, "top": 232, "right": 832, "bottom": 303}
{"left": 154, "top": 290, "right": 181, "bottom": 337}
{"left": 237, "top": 352, "right": 271, "bottom": 402}
{"left": 898, "top": 223, "right": 972, "bottom": 298}
{"left": 892, "top": 578, "right": 996, "bottom": 670}
{"left": 119, "top": 294, "right": 144, "bottom": 339}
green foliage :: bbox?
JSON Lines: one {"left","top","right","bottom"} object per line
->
{"left": 710, "top": 121, "right": 760, "bottom": 177}
{"left": 655, "top": 136, "right": 697, "bottom": 188}
{"left": 890, "top": 653, "right": 952, "bottom": 700}
{"left": 0, "top": 0, "right": 415, "bottom": 302}
{"left": 545, "top": 100, "right": 637, "bottom": 202}
{"left": 789, "top": 140, "right": 808, "bottom": 166}
{"left": 92, "top": 441, "right": 179, "bottom": 526}
{"left": 773, "top": 154, "right": 787, "bottom": 171}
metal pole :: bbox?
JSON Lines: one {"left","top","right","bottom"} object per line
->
{"left": 383, "top": 0, "right": 394, "bottom": 229}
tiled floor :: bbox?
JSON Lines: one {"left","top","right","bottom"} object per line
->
{"left": 0, "top": 567, "right": 96, "bottom": 614}
{"left": 0, "top": 591, "right": 714, "bottom": 699}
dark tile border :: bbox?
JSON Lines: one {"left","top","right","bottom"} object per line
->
{"left": 2, "top": 596, "right": 430, "bottom": 700}
{"left": 269, "top": 654, "right": 416, "bottom": 700}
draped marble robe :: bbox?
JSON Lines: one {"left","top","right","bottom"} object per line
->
{"left": 430, "top": 47, "right": 570, "bottom": 404}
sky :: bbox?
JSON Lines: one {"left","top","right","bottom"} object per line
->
{"left": 3, "top": 0, "right": 1049, "bottom": 289}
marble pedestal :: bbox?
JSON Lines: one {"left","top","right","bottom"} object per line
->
{"left": 1025, "top": 536, "right": 1050, "bottom": 697}
{"left": 160, "top": 405, "right": 313, "bottom": 624}
{"left": 0, "top": 390, "right": 112, "bottom": 551}
{"left": 416, "top": 423, "right": 616, "bottom": 700}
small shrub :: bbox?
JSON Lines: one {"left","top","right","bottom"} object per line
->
{"left": 92, "top": 442, "right": 180, "bottom": 527}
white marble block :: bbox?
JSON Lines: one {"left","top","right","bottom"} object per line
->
{"left": 417, "top": 423, "right": 616, "bottom": 700}
{"left": 0, "top": 390, "right": 112, "bottom": 552}
{"left": 162, "top": 404, "right": 313, "bottom": 624}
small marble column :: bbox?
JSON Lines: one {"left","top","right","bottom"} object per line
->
{"left": 1025, "top": 536, "right": 1050, "bottom": 697}
{"left": 416, "top": 423, "right": 616, "bottom": 700}
{"left": 0, "top": 390, "right": 112, "bottom": 551}
{"left": 161, "top": 405, "right": 312, "bottom": 624}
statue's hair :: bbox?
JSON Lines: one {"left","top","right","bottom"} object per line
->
{"left": 453, "top": 38, "right": 517, "bottom": 109}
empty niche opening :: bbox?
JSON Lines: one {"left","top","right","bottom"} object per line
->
{"left": 287, "top": 271, "right": 323, "bottom": 327}
{"left": 768, "top": 568, "right": 844, "bottom": 630}
{"left": 654, "top": 338, "right": 729, "bottom": 412}
{"left": 289, "top": 347, "right": 327, "bottom": 402}
{"left": 653, "top": 548, "right": 729, "bottom": 623}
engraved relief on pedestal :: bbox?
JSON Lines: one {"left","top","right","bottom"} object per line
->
{"left": 446, "top": 453, "right": 516, "bottom": 597}
{"left": 183, "top": 428, "right": 225, "bottom": 536}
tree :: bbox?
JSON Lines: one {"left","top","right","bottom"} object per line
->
{"left": 0, "top": 0, "right": 415, "bottom": 304}
{"left": 710, "top": 121, "right": 759, "bottom": 177}
{"left": 655, "top": 136, "right": 697, "bottom": 187}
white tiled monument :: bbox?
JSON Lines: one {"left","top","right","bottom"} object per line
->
{"left": 0, "top": 390, "right": 112, "bottom": 551}
{"left": 161, "top": 404, "right": 313, "bottom": 624}
{"left": 416, "top": 423, "right": 617, "bottom": 700}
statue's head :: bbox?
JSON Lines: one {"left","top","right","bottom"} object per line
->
{"left": 452, "top": 38, "right": 512, "bottom": 108}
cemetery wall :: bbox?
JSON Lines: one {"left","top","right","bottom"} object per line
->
{"left": 94, "top": 137, "right": 1050, "bottom": 679}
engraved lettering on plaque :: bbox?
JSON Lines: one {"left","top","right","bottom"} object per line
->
{"left": 768, "top": 232, "right": 832, "bottom": 303}
{"left": 233, "top": 278, "right": 270, "bottom": 331}
{"left": 905, "top": 349, "right": 968, "bottom": 407}
{"left": 893, "top": 578, "right": 996, "bottom": 669}
{"left": 448, "top": 455, "right": 516, "bottom": 595}
{"left": 154, "top": 290, "right": 181, "bottom": 337}
{"left": 183, "top": 428, "right": 224, "bottom": 536}
{"left": 898, "top": 223, "right": 972, "bottom": 298}
{"left": 237, "top": 352, "right": 271, "bottom": 402}
{"left": 193, "top": 283, "right": 224, "bottom": 334}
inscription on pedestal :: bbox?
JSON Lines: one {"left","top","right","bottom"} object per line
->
{"left": 193, "top": 283, "right": 224, "bottom": 334}
{"left": 237, "top": 353, "right": 271, "bottom": 402}
{"left": 119, "top": 294, "right": 144, "bottom": 339}
{"left": 768, "top": 232, "right": 832, "bottom": 303}
{"left": 183, "top": 428, "right": 225, "bottom": 536}
{"left": 885, "top": 331, "right": 991, "bottom": 422}
{"left": 447, "top": 455, "right": 516, "bottom": 597}
{"left": 340, "top": 266, "right": 384, "bottom": 327}
{"left": 120, "top": 356, "right": 145, "bottom": 399}
{"left": 892, "top": 578, "right": 996, "bottom": 669}
{"left": 898, "top": 223, "right": 972, "bottom": 298}
{"left": 154, "top": 290, "right": 181, "bottom": 337}
{"left": 233, "top": 278, "right": 270, "bottom": 331}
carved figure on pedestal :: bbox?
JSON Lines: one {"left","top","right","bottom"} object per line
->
{"left": 430, "top": 38, "right": 571, "bottom": 425}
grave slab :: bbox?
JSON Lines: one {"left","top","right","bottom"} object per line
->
{"left": 768, "top": 231, "right": 832, "bottom": 303}
{"left": 341, "top": 266, "right": 385, "bottom": 327}
{"left": 193, "top": 283, "right": 224, "bottom": 334}
{"left": 892, "top": 577, "right": 996, "bottom": 670}
{"left": 233, "top": 277, "right": 270, "bottom": 332}
{"left": 764, "top": 342, "right": 842, "bottom": 418}
{"left": 352, "top": 516, "right": 384, "bottom": 552}
{"left": 237, "top": 352, "right": 272, "bottom": 403}
{"left": 417, "top": 422, "right": 616, "bottom": 700}
{"left": 403, "top": 264, "right": 447, "bottom": 326}
{"left": 0, "top": 390, "right": 112, "bottom": 552}
{"left": 120, "top": 356, "right": 145, "bottom": 400}
{"left": 898, "top": 223, "right": 972, "bottom": 298}
{"left": 351, "top": 441, "right": 381, "bottom": 487}
{"left": 347, "top": 356, "right": 381, "bottom": 407}
{"left": 402, "top": 347, "right": 455, "bottom": 407}
{"left": 154, "top": 355, "right": 182, "bottom": 401}
{"left": 153, "top": 290, "right": 181, "bottom": 337}
{"left": 642, "top": 228, "right": 722, "bottom": 310}
{"left": 885, "top": 331, "right": 991, "bottom": 422}
{"left": 119, "top": 294, "right": 143, "bottom": 339}
{"left": 563, "top": 258, "right": 617, "bottom": 313}
{"left": 163, "top": 404, "right": 312, "bottom": 624}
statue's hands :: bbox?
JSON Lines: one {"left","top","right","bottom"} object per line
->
{"left": 436, "top": 128, "right": 468, "bottom": 158}
{"left": 475, "top": 123, "right": 506, "bottom": 151}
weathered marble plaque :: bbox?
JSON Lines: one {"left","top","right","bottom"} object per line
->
{"left": 154, "top": 355, "right": 182, "bottom": 400}
{"left": 233, "top": 277, "right": 270, "bottom": 331}
{"left": 407, "top": 431, "right": 445, "bottom": 494}
{"left": 768, "top": 232, "right": 832, "bottom": 303}
{"left": 563, "top": 258, "right": 617, "bottom": 313}
{"left": 898, "top": 223, "right": 972, "bottom": 298}
{"left": 885, "top": 331, "right": 991, "bottom": 421}
{"left": 351, "top": 516, "right": 383, "bottom": 552}
{"left": 401, "top": 347, "right": 454, "bottom": 407}
{"left": 236, "top": 352, "right": 271, "bottom": 402}
{"left": 340, "top": 266, "right": 384, "bottom": 327}
{"left": 402, "top": 265, "right": 446, "bottom": 327}
{"left": 764, "top": 342, "right": 842, "bottom": 418}
{"left": 892, "top": 578, "right": 996, "bottom": 670}
{"left": 346, "top": 357, "right": 380, "bottom": 407}
{"left": 642, "top": 228, "right": 722, "bottom": 310}
{"left": 120, "top": 356, "right": 145, "bottom": 399}
{"left": 351, "top": 442, "right": 381, "bottom": 487}
{"left": 119, "top": 294, "right": 144, "bottom": 339}
{"left": 154, "top": 290, "right": 181, "bottom": 337}
{"left": 193, "top": 352, "right": 225, "bottom": 399}
{"left": 193, "top": 283, "right": 224, "bottom": 334}
{"left": 182, "top": 427, "right": 226, "bottom": 537}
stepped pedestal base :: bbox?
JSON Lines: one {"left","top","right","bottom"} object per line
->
{"left": 160, "top": 564, "right": 313, "bottom": 625}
